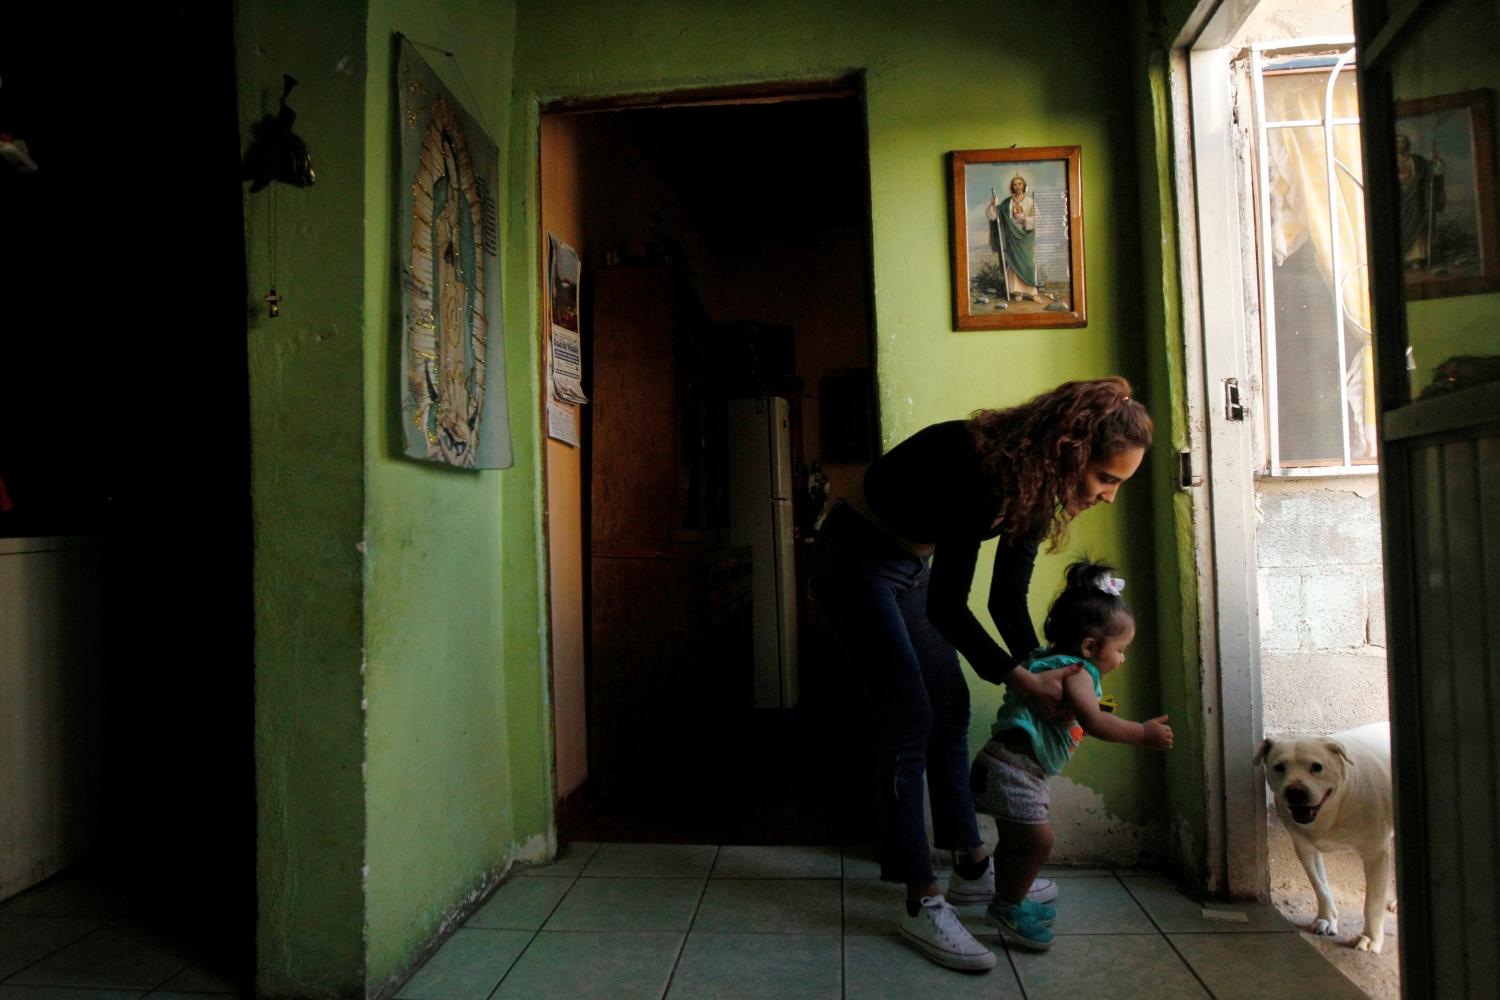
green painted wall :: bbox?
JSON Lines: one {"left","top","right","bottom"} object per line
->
{"left": 361, "top": 0, "right": 544, "bottom": 994}
{"left": 240, "top": 0, "right": 549, "bottom": 994}
{"left": 510, "top": 0, "right": 1172, "bottom": 839}
{"left": 1132, "top": 0, "right": 1208, "bottom": 881}
{"left": 239, "top": 0, "right": 1212, "bottom": 992}
{"left": 237, "top": 1, "right": 370, "bottom": 994}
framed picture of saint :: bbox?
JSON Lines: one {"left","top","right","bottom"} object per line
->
{"left": 1393, "top": 88, "right": 1500, "bottom": 300}
{"left": 950, "top": 145, "right": 1086, "bottom": 330}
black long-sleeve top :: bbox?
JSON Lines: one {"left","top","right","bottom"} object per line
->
{"left": 863, "top": 420, "right": 1043, "bottom": 684}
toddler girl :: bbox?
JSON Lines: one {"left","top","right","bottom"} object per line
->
{"left": 973, "top": 558, "right": 1173, "bottom": 950}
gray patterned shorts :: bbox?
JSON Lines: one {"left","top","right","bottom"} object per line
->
{"left": 971, "top": 739, "right": 1051, "bottom": 825}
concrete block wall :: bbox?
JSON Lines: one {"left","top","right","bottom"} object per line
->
{"left": 1256, "top": 476, "right": 1388, "bottom": 736}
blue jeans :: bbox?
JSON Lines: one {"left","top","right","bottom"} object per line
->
{"left": 812, "top": 502, "right": 982, "bottom": 886}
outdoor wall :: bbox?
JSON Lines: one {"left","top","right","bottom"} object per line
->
{"left": 362, "top": 1, "right": 545, "bottom": 996}
{"left": 1257, "top": 476, "right": 1389, "bottom": 733}
{"left": 510, "top": 0, "right": 1178, "bottom": 867}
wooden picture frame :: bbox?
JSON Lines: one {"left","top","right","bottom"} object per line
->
{"left": 1393, "top": 89, "right": 1500, "bottom": 300}
{"left": 950, "top": 146, "right": 1085, "bottom": 330}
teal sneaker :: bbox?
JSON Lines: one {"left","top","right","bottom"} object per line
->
{"left": 1023, "top": 897, "right": 1056, "bottom": 925}
{"left": 985, "top": 899, "right": 1055, "bottom": 950}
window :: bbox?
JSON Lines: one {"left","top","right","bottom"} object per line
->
{"left": 1249, "top": 41, "right": 1377, "bottom": 473}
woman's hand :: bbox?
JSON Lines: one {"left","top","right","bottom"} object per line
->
{"left": 1010, "top": 664, "right": 1082, "bottom": 724}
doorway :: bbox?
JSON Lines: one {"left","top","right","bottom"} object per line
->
{"left": 0, "top": 3, "right": 255, "bottom": 983}
{"left": 540, "top": 86, "right": 880, "bottom": 844}
{"left": 1180, "top": 0, "right": 1397, "bottom": 995}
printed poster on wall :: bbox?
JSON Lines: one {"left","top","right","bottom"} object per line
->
{"left": 397, "top": 37, "right": 513, "bottom": 469}
{"left": 548, "top": 234, "right": 588, "bottom": 406}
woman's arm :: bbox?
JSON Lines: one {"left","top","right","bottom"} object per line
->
{"left": 927, "top": 538, "right": 1020, "bottom": 684}
{"left": 926, "top": 535, "right": 1081, "bottom": 717}
{"left": 987, "top": 529, "right": 1042, "bottom": 659}
{"left": 1063, "top": 670, "right": 1173, "bottom": 749}
{"left": 984, "top": 529, "right": 1079, "bottom": 719}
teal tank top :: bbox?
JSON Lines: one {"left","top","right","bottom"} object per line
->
{"left": 990, "top": 651, "right": 1103, "bottom": 776}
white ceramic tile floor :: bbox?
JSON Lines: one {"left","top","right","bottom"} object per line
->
{"left": 0, "top": 847, "right": 1384, "bottom": 999}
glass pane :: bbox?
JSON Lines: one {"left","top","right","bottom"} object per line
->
{"left": 1266, "top": 119, "right": 1375, "bottom": 466}
{"left": 1389, "top": 4, "right": 1500, "bottom": 403}
{"left": 1264, "top": 66, "right": 1360, "bottom": 125}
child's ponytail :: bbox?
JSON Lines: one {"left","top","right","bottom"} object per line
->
{"left": 1043, "top": 558, "right": 1133, "bottom": 650}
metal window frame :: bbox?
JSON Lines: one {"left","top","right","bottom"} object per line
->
{"left": 1249, "top": 37, "right": 1378, "bottom": 476}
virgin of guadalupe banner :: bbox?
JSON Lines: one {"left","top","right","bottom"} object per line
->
{"left": 397, "top": 38, "right": 512, "bottom": 469}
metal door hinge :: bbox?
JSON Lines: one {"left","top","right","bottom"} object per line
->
{"left": 1223, "top": 378, "right": 1247, "bottom": 421}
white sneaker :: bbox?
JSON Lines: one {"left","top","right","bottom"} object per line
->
{"left": 897, "top": 895, "right": 997, "bottom": 972}
{"left": 1027, "top": 877, "right": 1059, "bottom": 905}
{"left": 948, "top": 858, "right": 1058, "bottom": 908}
{"left": 946, "top": 857, "right": 995, "bottom": 906}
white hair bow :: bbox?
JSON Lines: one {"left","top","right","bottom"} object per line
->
{"left": 1096, "top": 576, "right": 1126, "bottom": 596}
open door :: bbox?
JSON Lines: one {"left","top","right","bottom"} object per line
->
{"left": 1353, "top": 0, "right": 1500, "bottom": 994}
{"left": 1181, "top": 0, "right": 1389, "bottom": 908}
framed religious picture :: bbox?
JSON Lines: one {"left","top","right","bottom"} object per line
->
{"left": 397, "top": 36, "right": 513, "bottom": 469}
{"left": 1393, "top": 89, "right": 1500, "bottom": 301}
{"left": 950, "top": 146, "right": 1086, "bottom": 330}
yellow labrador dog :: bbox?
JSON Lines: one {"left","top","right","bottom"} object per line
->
{"left": 1254, "top": 722, "right": 1394, "bottom": 953}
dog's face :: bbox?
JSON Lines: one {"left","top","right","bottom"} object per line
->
{"left": 1254, "top": 736, "right": 1354, "bottom": 826}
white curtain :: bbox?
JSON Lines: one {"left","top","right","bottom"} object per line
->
{"left": 1263, "top": 64, "right": 1377, "bottom": 460}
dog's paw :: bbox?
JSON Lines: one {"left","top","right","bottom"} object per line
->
{"left": 1312, "top": 918, "right": 1338, "bottom": 936}
{"left": 1355, "top": 933, "right": 1383, "bottom": 953}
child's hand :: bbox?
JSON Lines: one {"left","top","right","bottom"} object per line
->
{"left": 1142, "top": 715, "right": 1174, "bottom": 750}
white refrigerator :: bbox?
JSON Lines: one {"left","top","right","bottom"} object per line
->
{"left": 726, "top": 396, "right": 800, "bottom": 709}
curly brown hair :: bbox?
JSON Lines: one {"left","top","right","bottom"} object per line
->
{"left": 968, "top": 377, "right": 1154, "bottom": 549}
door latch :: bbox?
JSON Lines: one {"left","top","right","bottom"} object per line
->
{"left": 1223, "top": 378, "right": 1246, "bottom": 422}
{"left": 1179, "top": 449, "right": 1203, "bottom": 489}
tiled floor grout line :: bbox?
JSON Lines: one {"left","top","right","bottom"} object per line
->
{"left": 1002, "top": 936, "right": 1030, "bottom": 1000}
{"left": 840, "top": 847, "right": 852, "bottom": 1000}
{"left": 480, "top": 927, "right": 540, "bottom": 1000}
{"left": 480, "top": 870, "right": 580, "bottom": 1000}
{"left": 144, "top": 956, "right": 197, "bottom": 995}
{"left": 1114, "top": 871, "right": 1220, "bottom": 1000}
{"left": 0, "top": 920, "right": 112, "bottom": 987}
{"left": 652, "top": 845, "right": 719, "bottom": 1000}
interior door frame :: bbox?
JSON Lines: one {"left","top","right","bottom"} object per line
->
{"left": 535, "top": 74, "right": 878, "bottom": 820}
